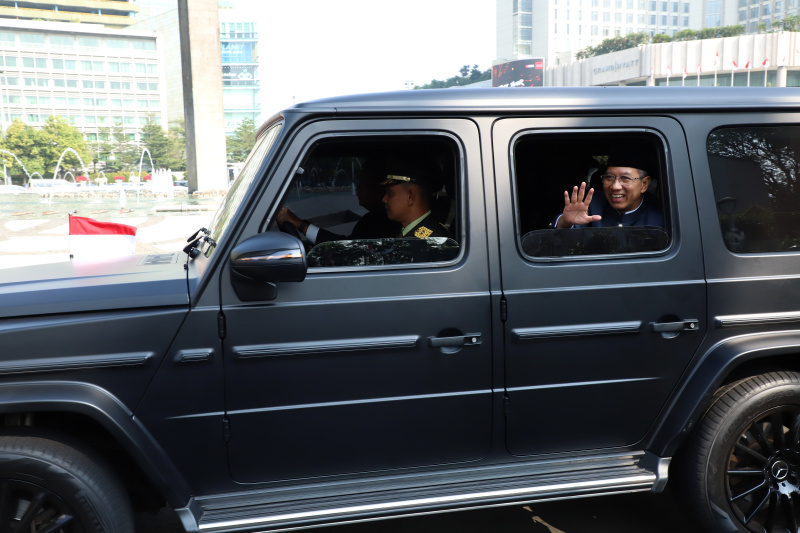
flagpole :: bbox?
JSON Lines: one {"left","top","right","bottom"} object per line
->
{"left": 747, "top": 62, "right": 751, "bottom": 86}
{"left": 697, "top": 64, "right": 701, "bottom": 86}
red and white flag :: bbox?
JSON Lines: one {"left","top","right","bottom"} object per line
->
{"left": 697, "top": 63, "right": 702, "bottom": 73}
{"left": 763, "top": 58, "right": 770, "bottom": 67}
{"left": 69, "top": 215, "right": 137, "bottom": 259}
{"left": 714, "top": 50, "right": 719, "bottom": 66}
{"left": 666, "top": 65, "right": 671, "bottom": 76}
{"left": 732, "top": 60, "right": 738, "bottom": 70}
{"left": 682, "top": 67, "right": 688, "bottom": 79}
{"left": 745, "top": 60, "right": 751, "bottom": 69}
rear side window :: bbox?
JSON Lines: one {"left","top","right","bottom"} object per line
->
{"left": 513, "top": 130, "right": 670, "bottom": 258}
{"left": 708, "top": 126, "right": 800, "bottom": 253}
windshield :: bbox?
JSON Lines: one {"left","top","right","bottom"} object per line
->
{"left": 202, "top": 123, "right": 282, "bottom": 257}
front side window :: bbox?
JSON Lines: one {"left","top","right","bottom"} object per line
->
{"left": 271, "top": 135, "right": 461, "bottom": 268}
{"left": 708, "top": 125, "right": 800, "bottom": 253}
{"left": 513, "top": 131, "right": 670, "bottom": 258}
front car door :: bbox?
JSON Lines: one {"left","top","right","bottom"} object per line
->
{"left": 219, "top": 118, "right": 494, "bottom": 482}
{"left": 492, "top": 117, "right": 706, "bottom": 455}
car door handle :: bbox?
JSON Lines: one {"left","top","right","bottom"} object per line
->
{"left": 427, "top": 333, "right": 482, "bottom": 348}
{"left": 650, "top": 319, "right": 699, "bottom": 332}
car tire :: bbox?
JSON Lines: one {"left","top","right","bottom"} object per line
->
{"left": 677, "top": 371, "right": 800, "bottom": 533}
{"left": 0, "top": 434, "right": 134, "bottom": 533}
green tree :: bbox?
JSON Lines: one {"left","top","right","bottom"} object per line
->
{"left": 169, "top": 118, "right": 186, "bottom": 171}
{"left": 226, "top": 118, "right": 257, "bottom": 162}
{"left": 92, "top": 125, "right": 137, "bottom": 175}
{"left": 773, "top": 15, "right": 800, "bottom": 31}
{"left": 37, "top": 115, "right": 90, "bottom": 178}
{"left": 414, "top": 65, "right": 491, "bottom": 90}
{"left": 141, "top": 116, "right": 184, "bottom": 170}
{"left": 0, "top": 119, "right": 44, "bottom": 184}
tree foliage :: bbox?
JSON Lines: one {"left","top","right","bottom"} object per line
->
{"left": 0, "top": 116, "right": 89, "bottom": 183}
{"left": 575, "top": 25, "right": 746, "bottom": 59}
{"left": 226, "top": 118, "right": 257, "bottom": 162}
{"left": 414, "top": 65, "right": 491, "bottom": 90}
{"left": 140, "top": 116, "right": 185, "bottom": 171}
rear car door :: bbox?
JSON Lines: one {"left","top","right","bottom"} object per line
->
{"left": 492, "top": 116, "right": 707, "bottom": 455}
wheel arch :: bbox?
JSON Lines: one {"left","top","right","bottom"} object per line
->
{"left": 0, "top": 380, "right": 192, "bottom": 510}
{"left": 647, "top": 330, "right": 800, "bottom": 458}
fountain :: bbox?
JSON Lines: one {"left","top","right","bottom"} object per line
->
{"left": 52, "top": 148, "right": 89, "bottom": 184}
{"left": 138, "top": 148, "right": 155, "bottom": 180}
{"left": 0, "top": 149, "right": 34, "bottom": 184}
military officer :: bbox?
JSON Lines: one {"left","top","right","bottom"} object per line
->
{"left": 380, "top": 160, "right": 451, "bottom": 240}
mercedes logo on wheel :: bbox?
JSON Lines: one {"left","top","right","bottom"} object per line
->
{"left": 772, "top": 460, "right": 790, "bottom": 480}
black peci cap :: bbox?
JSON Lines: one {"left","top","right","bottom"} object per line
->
{"left": 604, "top": 147, "right": 652, "bottom": 175}
{"left": 380, "top": 157, "right": 444, "bottom": 192}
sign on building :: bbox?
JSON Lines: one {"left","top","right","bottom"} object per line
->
{"left": 492, "top": 59, "right": 545, "bottom": 87}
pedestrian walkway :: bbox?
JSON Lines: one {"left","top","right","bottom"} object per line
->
{"left": 0, "top": 213, "right": 214, "bottom": 269}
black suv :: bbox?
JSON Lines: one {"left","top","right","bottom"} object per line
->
{"left": 2, "top": 87, "right": 800, "bottom": 533}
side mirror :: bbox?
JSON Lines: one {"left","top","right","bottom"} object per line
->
{"left": 230, "top": 232, "right": 307, "bottom": 301}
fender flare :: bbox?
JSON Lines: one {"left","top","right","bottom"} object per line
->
{"left": 647, "top": 330, "right": 800, "bottom": 457}
{"left": 0, "top": 380, "right": 191, "bottom": 508}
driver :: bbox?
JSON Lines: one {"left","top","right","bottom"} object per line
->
{"left": 555, "top": 149, "right": 664, "bottom": 229}
{"left": 380, "top": 159, "right": 450, "bottom": 240}
{"left": 277, "top": 157, "right": 400, "bottom": 244}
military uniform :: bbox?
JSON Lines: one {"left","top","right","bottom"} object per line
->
{"left": 402, "top": 211, "right": 451, "bottom": 239}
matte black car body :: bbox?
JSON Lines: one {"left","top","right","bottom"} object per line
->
{"left": 3, "top": 86, "right": 800, "bottom": 533}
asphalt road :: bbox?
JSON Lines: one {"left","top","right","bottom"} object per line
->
{"left": 136, "top": 490, "right": 703, "bottom": 533}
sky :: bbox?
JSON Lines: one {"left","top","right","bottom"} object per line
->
{"left": 234, "top": 1, "right": 497, "bottom": 117}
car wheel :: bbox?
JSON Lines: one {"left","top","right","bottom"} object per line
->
{"left": 678, "top": 371, "right": 800, "bottom": 533}
{"left": 0, "top": 434, "right": 134, "bottom": 533}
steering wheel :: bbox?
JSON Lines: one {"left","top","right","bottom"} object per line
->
{"left": 280, "top": 220, "right": 311, "bottom": 253}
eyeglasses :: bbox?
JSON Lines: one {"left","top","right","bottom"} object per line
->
{"left": 601, "top": 174, "right": 642, "bottom": 185}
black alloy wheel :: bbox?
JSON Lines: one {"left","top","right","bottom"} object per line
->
{"left": 0, "top": 434, "right": 134, "bottom": 533}
{"left": 725, "top": 406, "right": 800, "bottom": 532}
{"left": 0, "top": 479, "right": 77, "bottom": 532}
{"left": 676, "top": 371, "right": 800, "bottom": 533}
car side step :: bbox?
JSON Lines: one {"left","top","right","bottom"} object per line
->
{"left": 194, "top": 451, "right": 661, "bottom": 533}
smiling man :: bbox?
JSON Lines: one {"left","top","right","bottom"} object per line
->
{"left": 554, "top": 151, "right": 664, "bottom": 229}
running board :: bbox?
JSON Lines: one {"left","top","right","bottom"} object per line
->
{"left": 193, "top": 451, "right": 664, "bottom": 533}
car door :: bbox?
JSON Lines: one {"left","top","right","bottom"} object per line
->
{"left": 219, "top": 118, "right": 494, "bottom": 483}
{"left": 491, "top": 116, "right": 707, "bottom": 455}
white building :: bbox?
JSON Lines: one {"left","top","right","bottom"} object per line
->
{"left": 497, "top": 0, "right": 800, "bottom": 68}
{"left": 547, "top": 30, "right": 800, "bottom": 86}
{"left": 0, "top": 19, "right": 165, "bottom": 144}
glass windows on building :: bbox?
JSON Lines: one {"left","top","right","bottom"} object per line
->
{"left": 67, "top": 80, "right": 77, "bottom": 88}
{"left": 19, "top": 33, "right": 45, "bottom": 44}
{"left": 50, "top": 35, "right": 74, "bottom": 46}
{"left": 106, "top": 39, "right": 128, "bottom": 49}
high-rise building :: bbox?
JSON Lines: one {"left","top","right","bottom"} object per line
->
{"left": 0, "top": 1, "right": 139, "bottom": 28}
{"left": 0, "top": 19, "right": 164, "bottom": 145}
{"left": 497, "top": 0, "right": 800, "bottom": 68}
{"left": 218, "top": 9, "right": 260, "bottom": 135}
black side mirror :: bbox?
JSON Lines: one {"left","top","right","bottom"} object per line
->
{"left": 230, "top": 232, "right": 307, "bottom": 301}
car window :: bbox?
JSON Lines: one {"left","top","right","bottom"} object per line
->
{"left": 512, "top": 130, "right": 671, "bottom": 258}
{"left": 271, "top": 134, "right": 461, "bottom": 268}
{"left": 707, "top": 125, "right": 800, "bottom": 253}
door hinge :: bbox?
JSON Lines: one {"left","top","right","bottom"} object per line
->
{"left": 223, "top": 417, "right": 231, "bottom": 442}
{"left": 218, "top": 312, "right": 227, "bottom": 340}
{"left": 504, "top": 395, "right": 511, "bottom": 418}
{"left": 500, "top": 298, "right": 508, "bottom": 323}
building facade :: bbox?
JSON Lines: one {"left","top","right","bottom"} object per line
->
{"left": 0, "top": 19, "right": 165, "bottom": 144}
{"left": 547, "top": 30, "right": 800, "bottom": 86}
{"left": 0, "top": 1, "right": 139, "bottom": 28}
{"left": 219, "top": 8, "right": 260, "bottom": 135}
{"left": 497, "top": 0, "right": 800, "bottom": 68}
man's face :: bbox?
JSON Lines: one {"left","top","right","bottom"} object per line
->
{"left": 601, "top": 166, "right": 651, "bottom": 213}
{"left": 382, "top": 183, "right": 412, "bottom": 223}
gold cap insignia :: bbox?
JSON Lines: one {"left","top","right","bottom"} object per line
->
{"left": 414, "top": 226, "right": 434, "bottom": 239}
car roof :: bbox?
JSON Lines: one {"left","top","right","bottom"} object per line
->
{"left": 288, "top": 86, "right": 800, "bottom": 115}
